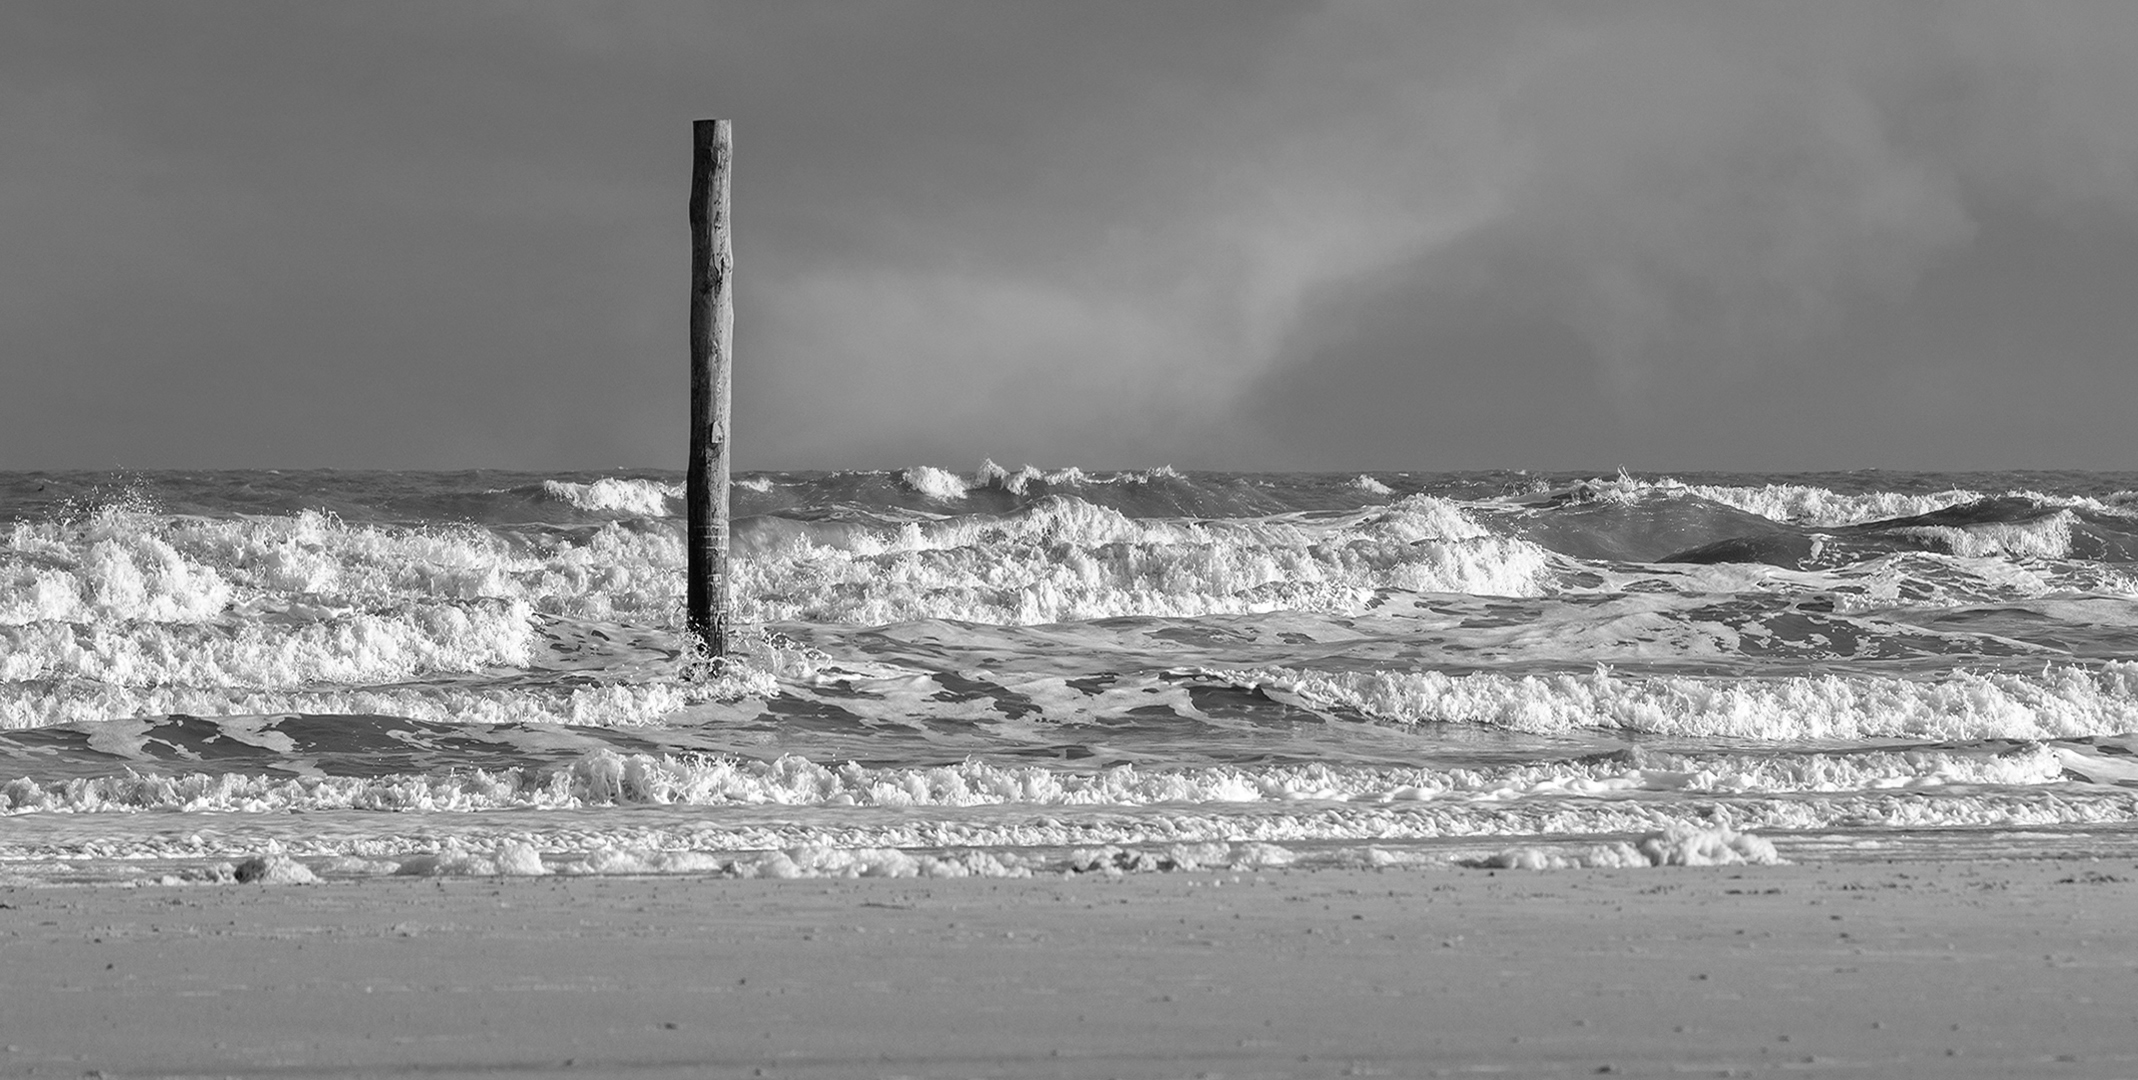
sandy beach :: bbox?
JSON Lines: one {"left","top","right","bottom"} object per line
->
{"left": 4, "top": 857, "right": 2135, "bottom": 1079}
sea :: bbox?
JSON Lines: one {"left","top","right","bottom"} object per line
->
{"left": 3, "top": 464, "right": 2136, "bottom": 884}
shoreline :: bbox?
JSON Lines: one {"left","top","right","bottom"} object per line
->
{"left": 5, "top": 857, "right": 2135, "bottom": 1078}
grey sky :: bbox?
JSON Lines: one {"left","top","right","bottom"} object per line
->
{"left": 4, "top": 1, "right": 2135, "bottom": 472}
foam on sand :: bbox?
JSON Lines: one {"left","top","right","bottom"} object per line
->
{"left": 1480, "top": 823, "right": 1784, "bottom": 869}
{"left": 132, "top": 827, "right": 1785, "bottom": 882}
{"left": 3, "top": 740, "right": 2074, "bottom": 816}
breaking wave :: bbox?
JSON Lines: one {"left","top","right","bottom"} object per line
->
{"left": 6, "top": 466, "right": 2138, "bottom": 882}
{"left": 537, "top": 477, "right": 681, "bottom": 517}
{"left": 1218, "top": 662, "right": 2138, "bottom": 741}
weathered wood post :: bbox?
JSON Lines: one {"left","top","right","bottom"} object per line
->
{"left": 686, "top": 119, "right": 733, "bottom": 659}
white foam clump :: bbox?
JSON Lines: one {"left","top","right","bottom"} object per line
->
{"left": 555, "top": 840, "right": 1296, "bottom": 879}
{"left": 1485, "top": 824, "right": 1784, "bottom": 870}
{"left": 1217, "top": 661, "right": 2138, "bottom": 742}
{"left": 393, "top": 838, "right": 549, "bottom": 876}
{"left": 1353, "top": 475, "right": 1393, "bottom": 496}
{"left": 540, "top": 478, "right": 681, "bottom": 517}
{"left": 375, "top": 841, "right": 1281, "bottom": 880}
{"left": 352, "top": 845, "right": 1041, "bottom": 880}
{"left": 728, "top": 846, "right": 1031, "bottom": 879}
{"left": 2, "top": 514, "right": 236, "bottom": 625}
{"left": 1068, "top": 841, "right": 1297, "bottom": 874}
{"left": 899, "top": 465, "right": 971, "bottom": 501}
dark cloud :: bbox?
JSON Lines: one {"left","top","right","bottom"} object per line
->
{"left": 1236, "top": 203, "right": 2138, "bottom": 471}
{"left": 1233, "top": 1, "right": 2138, "bottom": 469}
{"left": 3, "top": 2, "right": 2135, "bottom": 470}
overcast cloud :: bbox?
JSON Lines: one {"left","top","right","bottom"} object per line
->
{"left": 4, "top": 1, "right": 2136, "bottom": 471}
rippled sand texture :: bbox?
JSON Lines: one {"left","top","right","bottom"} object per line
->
{"left": 6, "top": 860, "right": 2135, "bottom": 1079}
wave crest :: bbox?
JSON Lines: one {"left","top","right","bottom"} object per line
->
{"left": 539, "top": 478, "right": 680, "bottom": 517}
{"left": 1218, "top": 661, "right": 2138, "bottom": 741}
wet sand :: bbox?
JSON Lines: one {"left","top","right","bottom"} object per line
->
{"left": 3, "top": 858, "right": 2135, "bottom": 1078}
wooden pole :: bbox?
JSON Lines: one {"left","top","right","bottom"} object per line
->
{"left": 687, "top": 119, "right": 733, "bottom": 659}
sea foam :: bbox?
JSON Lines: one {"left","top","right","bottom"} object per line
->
{"left": 8, "top": 466, "right": 2136, "bottom": 883}
{"left": 1483, "top": 824, "right": 1784, "bottom": 869}
{"left": 539, "top": 478, "right": 681, "bottom": 517}
{"left": 1676, "top": 481, "right": 1987, "bottom": 526}
{"left": 899, "top": 465, "right": 971, "bottom": 501}
{"left": 737, "top": 494, "right": 1550, "bottom": 624}
{"left": 1218, "top": 661, "right": 2138, "bottom": 741}
{"left": 0, "top": 742, "right": 2075, "bottom": 816}
{"left": 1889, "top": 510, "right": 2076, "bottom": 560}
